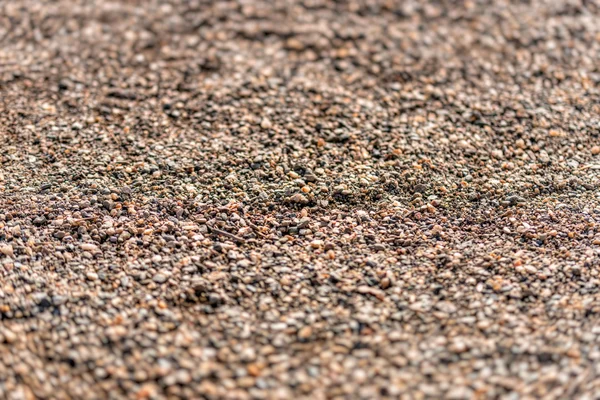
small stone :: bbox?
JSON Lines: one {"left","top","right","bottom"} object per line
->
{"left": 414, "top": 184, "right": 427, "bottom": 193}
{"left": 174, "top": 370, "right": 191, "bottom": 384}
{"left": 247, "top": 364, "right": 262, "bottom": 377}
{"left": 106, "top": 325, "right": 127, "bottom": 340}
{"left": 208, "top": 293, "right": 222, "bottom": 306}
{"left": 289, "top": 193, "right": 308, "bottom": 204}
{"left": 446, "top": 386, "right": 474, "bottom": 400}
{"left": 310, "top": 240, "right": 323, "bottom": 249}
{"left": 506, "top": 195, "right": 525, "bottom": 205}
{"left": 86, "top": 271, "right": 99, "bottom": 281}
{"left": 260, "top": 118, "right": 272, "bottom": 129}
{"left": 298, "top": 326, "right": 313, "bottom": 339}
{"left": 448, "top": 340, "right": 468, "bottom": 354}
{"left": 81, "top": 243, "right": 99, "bottom": 252}
{"left": 52, "top": 295, "right": 68, "bottom": 305}
{"left": 435, "top": 301, "right": 457, "bottom": 314}
{"left": 0, "top": 245, "right": 14, "bottom": 257}
{"left": 1, "top": 328, "right": 17, "bottom": 343}
{"left": 153, "top": 272, "right": 169, "bottom": 284}
{"left": 524, "top": 265, "right": 538, "bottom": 274}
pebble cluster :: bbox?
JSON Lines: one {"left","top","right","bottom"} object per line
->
{"left": 1, "top": 0, "right": 600, "bottom": 398}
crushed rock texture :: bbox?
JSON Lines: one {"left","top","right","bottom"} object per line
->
{"left": 1, "top": 0, "right": 600, "bottom": 399}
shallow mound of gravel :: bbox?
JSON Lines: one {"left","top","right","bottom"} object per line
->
{"left": 1, "top": 0, "right": 600, "bottom": 398}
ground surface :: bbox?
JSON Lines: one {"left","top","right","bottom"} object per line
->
{"left": 1, "top": 0, "right": 600, "bottom": 399}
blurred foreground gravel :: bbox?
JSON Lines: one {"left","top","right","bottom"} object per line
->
{"left": 1, "top": 0, "right": 600, "bottom": 399}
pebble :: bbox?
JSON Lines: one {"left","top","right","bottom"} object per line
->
{"left": 153, "top": 273, "right": 169, "bottom": 284}
{"left": 288, "top": 193, "right": 309, "bottom": 204}
{"left": 298, "top": 326, "right": 313, "bottom": 339}
{"left": 86, "top": 272, "right": 99, "bottom": 281}
{"left": 310, "top": 240, "right": 324, "bottom": 249}
{"left": 0, "top": 245, "right": 14, "bottom": 257}
{"left": 260, "top": 118, "right": 272, "bottom": 129}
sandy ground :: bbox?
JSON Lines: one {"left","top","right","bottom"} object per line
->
{"left": 1, "top": 0, "right": 600, "bottom": 399}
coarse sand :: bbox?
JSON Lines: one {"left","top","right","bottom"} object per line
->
{"left": 1, "top": 1, "right": 600, "bottom": 399}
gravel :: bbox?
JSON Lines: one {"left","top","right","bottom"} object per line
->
{"left": 1, "top": 0, "right": 600, "bottom": 399}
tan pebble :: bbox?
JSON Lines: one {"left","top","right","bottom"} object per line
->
{"left": 380, "top": 278, "right": 391, "bottom": 289}
{"left": 286, "top": 38, "right": 304, "bottom": 50}
{"left": 549, "top": 129, "right": 562, "bottom": 137}
{"left": 260, "top": 118, "right": 272, "bottom": 129}
{"left": 135, "top": 384, "right": 157, "bottom": 399}
{"left": 1, "top": 328, "right": 17, "bottom": 343}
{"left": 567, "top": 347, "right": 581, "bottom": 358}
{"left": 448, "top": 341, "right": 468, "bottom": 353}
{"left": 298, "top": 326, "right": 313, "bottom": 339}
{"left": 310, "top": 240, "right": 323, "bottom": 249}
{"left": 357, "top": 286, "right": 385, "bottom": 301}
{"left": 247, "top": 363, "right": 262, "bottom": 377}
{"left": 81, "top": 243, "right": 98, "bottom": 252}
{"left": 86, "top": 272, "right": 99, "bottom": 281}
{"left": 0, "top": 244, "right": 14, "bottom": 257}
{"left": 238, "top": 376, "right": 255, "bottom": 388}
{"left": 524, "top": 265, "right": 537, "bottom": 274}
{"left": 280, "top": 276, "right": 291, "bottom": 286}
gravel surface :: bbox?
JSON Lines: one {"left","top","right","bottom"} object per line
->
{"left": 2, "top": 0, "right": 600, "bottom": 399}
